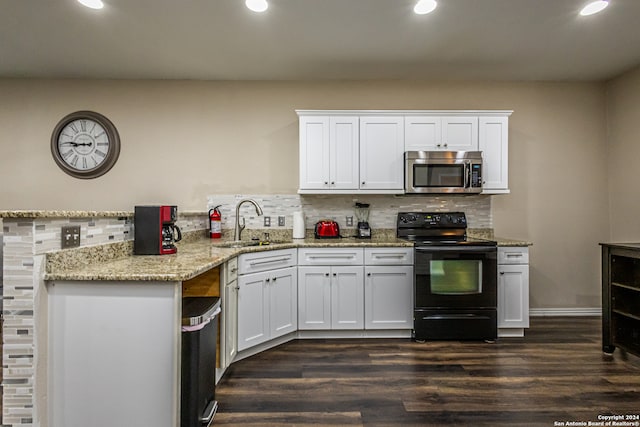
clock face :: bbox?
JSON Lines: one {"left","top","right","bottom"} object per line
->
{"left": 51, "top": 111, "right": 120, "bottom": 179}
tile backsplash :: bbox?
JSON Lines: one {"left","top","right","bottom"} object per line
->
{"left": 207, "top": 194, "right": 492, "bottom": 231}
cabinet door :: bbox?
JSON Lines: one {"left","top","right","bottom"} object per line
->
{"left": 298, "top": 267, "right": 332, "bottom": 330}
{"left": 479, "top": 116, "right": 509, "bottom": 193}
{"left": 237, "top": 271, "right": 270, "bottom": 351}
{"left": 331, "top": 266, "right": 365, "bottom": 329}
{"left": 330, "top": 116, "right": 359, "bottom": 190}
{"left": 268, "top": 266, "right": 297, "bottom": 338}
{"left": 364, "top": 266, "right": 413, "bottom": 329}
{"left": 441, "top": 116, "right": 478, "bottom": 150}
{"left": 359, "top": 116, "right": 404, "bottom": 190}
{"left": 224, "top": 279, "right": 238, "bottom": 364}
{"left": 498, "top": 264, "right": 530, "bottom": 328}
{"left": 404, "top": 116, "right": 441, "bottom": 151}
{"left": 299, "top": 116, "right": 330, "bottom": 190}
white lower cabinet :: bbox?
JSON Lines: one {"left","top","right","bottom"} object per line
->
{"left": 222, "top": 257, "right": 238, "bottom": 369}
{"left": 364, "top": 247, "right": 414, "bottom": 330}
{"left": 364, "top": 266, "right": 413, "bottom": 329}
{"left": 237, "top": 249, "right": 297, "bottom": 351}
{"left": 297, "top": 247, "right": 413, "bottom": 331}
{"left": 298, "top": 266, "right": 364, "bottom": 330}
{"left": 497, "top": 247, "right": 530, "bottom": 336}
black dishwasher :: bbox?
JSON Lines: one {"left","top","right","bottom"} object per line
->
{"left": 181, "top": 297, "right": 221, "bottom": 427}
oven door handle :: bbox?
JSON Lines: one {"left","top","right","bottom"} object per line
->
{"left": 415, "top": 246, "right": 495, "bottom": 253}
{"left": 421, "top": 314, "right": 493, "bottom": 321}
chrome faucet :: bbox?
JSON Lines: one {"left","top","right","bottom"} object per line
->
{"left": 234, "top": 199, "right": 264, "bottom": 241}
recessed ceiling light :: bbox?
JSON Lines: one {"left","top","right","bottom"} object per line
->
{"left": 78, "top": 0, "right": 104, "bottom": 9}
{"left": 414, "top": 0, "right": 437, "bottom": 15}
{"left": 246, "top": 0, "right": 268, "bottom": 13}
{"left": 580, "top": 0, "right": 609, "bottom": 16}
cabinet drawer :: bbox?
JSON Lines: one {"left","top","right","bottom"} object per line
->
{"left": 364, "top": 247, "right": 413, "bottom": 265}
{"left": 298, "top": 248, "right": 364, "bottom": 266}
{"left": 225, "top": 257, "right": 238, "bottom": 283}
{"left": 239, "top": 249, "right": 297, "bottom": 275}
{"left": 498, "top": 247, "right": 529, "bottom": 265}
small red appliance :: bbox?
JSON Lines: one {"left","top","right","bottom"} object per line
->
{"left": 134, "top": 205, "right": 182, "bottom": 255}
{"left": 314, "top": 220, "right": 340, "bottom": 239}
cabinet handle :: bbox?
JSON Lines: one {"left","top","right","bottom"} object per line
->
{"left": 249, "top": 257, "right": 291, "bottom": 266}
{"left": 437, "top": 143, "right": 441, "bottom": 148}
{"left": 266, "top": 278, "right": 271, "bottom": 282}
{"left": 367, "top": 273, "right": 371, "bottom": 277}
{"left": 500, "top": 272, "right": 505, "bottom": 275}
{"left": 444, "top": 143, "right": 448, "bottom": 148}
{"left": 324, "top": 181, "right": 328, "bottom": 185}
{"left": 272, "top": 277, "right": 277, "bottom": 282}
{"left": 230, "top": 267, "right": 237, "bottom": 273}
{"left": 325, "top": 273, "right": 330, "bottom": 277}
{"left": 362, "top": 182, "right": 365, "bottom": 185}
{"left": 235, "top": 286, "right": 240, "bottom": 290}
{"left": 333, "top": 273, "right": 337, "bottom": 276}
{"left": 331, "top": 181, "right": 335, "bottom": 185}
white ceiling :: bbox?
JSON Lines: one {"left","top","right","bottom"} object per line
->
{"left": 2, "top": 0, "right": 640, "bottom": 82}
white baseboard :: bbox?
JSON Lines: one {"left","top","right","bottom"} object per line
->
{"left": 530, "top": 307, "right": 601, "bottom": 317}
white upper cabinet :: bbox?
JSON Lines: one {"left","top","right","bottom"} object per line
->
{"left": 330, "top": 117, "right": 360, "bottom": 189}
{"left": 299, "top": 116, "right": 359, "bottom": 191}
{"left": 297, "top": 110, "right": 511, "bottom": 195}
{"left": 405, "top": 116, "right": 478, "bottom": 151}
{"left": 479, "top": 116, "right": 509, "bottom": 193}
{"left": 359, "top": 116, "right": 405, "bottom": 191}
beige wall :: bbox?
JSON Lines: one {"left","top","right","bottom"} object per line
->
{"left": 0, "top": 79, "right": 610, "bottom": 309}
{"left": 606, "top": 66, "right": 640, "bottom": 241}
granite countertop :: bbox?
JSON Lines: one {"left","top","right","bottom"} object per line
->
{"left": 44, "top": 236, "right": 414, "bottom": 282}
{"left": 493, "top": 237, "right": 533, "bottom": 247}
{"left": 0, "top": 210, "right": 207, "bottom": 218}
{"left": 44, "top": 233, "right": 532, "bottom": 282}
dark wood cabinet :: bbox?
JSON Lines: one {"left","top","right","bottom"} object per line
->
{"left": 601, "top": 243, "right": 640, "bottom": 356}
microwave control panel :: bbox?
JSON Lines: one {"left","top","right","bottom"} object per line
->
{"left": 471, "top": 164, "right": 482, "bottom": 187}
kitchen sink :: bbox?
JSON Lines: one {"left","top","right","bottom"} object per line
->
{"left": 214, "top": 240, "right": 290, "bottom": 249}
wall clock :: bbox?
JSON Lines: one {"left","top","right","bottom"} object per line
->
{"left": 50, "top": 110, "right": 121, "bottom": 179}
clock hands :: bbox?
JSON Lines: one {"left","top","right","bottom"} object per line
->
{"left": 60, "top": 141, "right": 94, "bottom": 147}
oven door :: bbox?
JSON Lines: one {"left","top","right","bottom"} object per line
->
{"left": 414, "top": 245, "right": 497, "bottom": 309}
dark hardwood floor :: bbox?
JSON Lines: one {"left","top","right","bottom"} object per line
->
{"left": 215, "top": 317, "right": 640, "bottom": 426}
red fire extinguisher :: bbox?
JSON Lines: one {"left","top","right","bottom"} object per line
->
{"left": 209, "top": 205, "right": 222, "bottom": 239}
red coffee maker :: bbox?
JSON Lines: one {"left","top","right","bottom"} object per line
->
{"left": 134, "top": 205, "right": 182, "bottom": 255}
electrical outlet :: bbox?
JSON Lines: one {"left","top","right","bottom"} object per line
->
{"left": 346, "top": 216, "right": 354, "bottom": 227}
{"left": 264, "top": 216, "right": 271, "bottom": 227}
{"left": 61, "top": 225, "right": 81, "bottom": 249}
{"left": 278, "top": 216, "right": 285, "bottom": 226}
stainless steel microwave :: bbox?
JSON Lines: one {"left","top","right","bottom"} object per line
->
{"left": 405, "top": 151, "right": 483, "bottom": 194}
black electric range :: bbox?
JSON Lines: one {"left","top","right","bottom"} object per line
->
{"left": 397, "top": 212, "right": 498, "bottom": 341}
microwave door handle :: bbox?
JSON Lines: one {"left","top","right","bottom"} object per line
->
{"left": 464, "top": 162, "right": 471, "bottom": 188}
